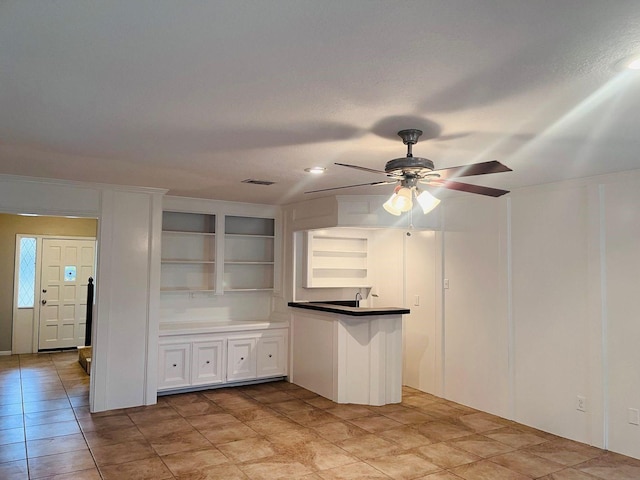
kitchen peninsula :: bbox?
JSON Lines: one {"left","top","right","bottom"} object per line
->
{"left": 288, "top": 301, "right": 409, "bottom": 406}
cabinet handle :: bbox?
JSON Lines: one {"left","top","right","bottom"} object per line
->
{"left": 172, "top": 364, "right": 177, "bottom": 367}
{"left": 268, "top": 354, "right": 273, "bottom": 358}
{"left": 206, "top": 360, "right": 210, "bottom": 364}
{"left": 240, "top": 357, "right": 244, "bottom": 361}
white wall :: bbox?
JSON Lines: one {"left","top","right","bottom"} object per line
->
{"left": 442, "top": 195, "right": 511, "bottom": 417}
{"left": 603, "top": 179, "right": 640, "bottom": 459}
{"left": 440, "top": 170, "right": 640, "bottom": 459}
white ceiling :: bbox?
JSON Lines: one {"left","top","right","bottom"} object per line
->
{"left": 1, "top": 1, "right": 640, "bottom": 205}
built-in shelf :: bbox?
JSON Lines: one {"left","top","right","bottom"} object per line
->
{"left": 161, "top": 212, "right": 276, "bottom": 294}
{"left": 224, "top": 216, "right": 275, "bottom": 291}
{"left": 304, "top": 231, "right": 371, "bottom": 288}
{"left": 161, "top": 212, "right": 216, "bottom": 292}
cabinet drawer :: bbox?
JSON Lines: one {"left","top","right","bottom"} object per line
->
{"left": 158, "top": 343, "right": 191, "bottom": 390}
{"left": 256, "top": 335, "right": 287, "bottom": 378}
{"left": 227, "top": 337, "right": 257, "bottom": 381}
{"left": 192, "top": 340, "right": 225, "bottom": 385}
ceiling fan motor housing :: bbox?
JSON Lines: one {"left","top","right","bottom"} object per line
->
{"left": 385, "top": 157, "right": 434, "bottom": 176}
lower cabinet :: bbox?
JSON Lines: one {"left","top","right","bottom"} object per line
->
{"left": 158, "top": 328, "right": 288, "bottom": 392}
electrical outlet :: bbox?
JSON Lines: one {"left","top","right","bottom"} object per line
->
{"left": 628, "top": 408, "right": 639, "bottom": 425}
{"left": 577, "top": 395, "right": 586, "bottom": 412}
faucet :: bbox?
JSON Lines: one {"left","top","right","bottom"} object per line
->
{"left": 355, "top": 292, "right": 362, "bottom": 306}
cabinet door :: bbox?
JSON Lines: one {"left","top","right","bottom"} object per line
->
{"left": 192, "top": 340, "right": 225, "bottom": 385}
{"left": 256, "top": 334, "right": 287, "bottom": 378}
{"left": 227, "top": 337, "right": 257, "bottom": 381}
{"left": 158, "top": 343, "right": 191, "bottom": 390}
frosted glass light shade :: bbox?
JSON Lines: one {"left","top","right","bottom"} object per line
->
{"left": 416, "top": 190, "right": 440, "bottom": 214}
{"left": 383, "top": 194, "right": 402, "bottom": 215}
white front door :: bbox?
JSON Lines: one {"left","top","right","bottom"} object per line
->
{"left": 39, "top": 238, "right": 96, "bottom": 350}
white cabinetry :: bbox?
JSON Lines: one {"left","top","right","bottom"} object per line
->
{"left": 158, "top": 325, "right": 288, "bottom": 393}
{"left": 227, "top": 337, "right": 257, "bottom": 381}
{"left": 257, "top": 334, "right": 287, "bottom": 378}
{"left": 158, "top": 343, "right": 191, "bottom": 389}
{"left": 304, "top": 230, "right": 371, "bottom": 288}
{"left": 161, "top": 211, "right": 275, "bottom": 294}
{"left": 192, "top": 340, "right": 225, "bottom": 386}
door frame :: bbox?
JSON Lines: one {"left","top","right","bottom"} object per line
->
{"left": 12, "top": 234, "right": 97, "bottom": 354}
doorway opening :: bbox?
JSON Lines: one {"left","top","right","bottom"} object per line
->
{"left": 2, "top": 213, "right": 98, "bottom": 355}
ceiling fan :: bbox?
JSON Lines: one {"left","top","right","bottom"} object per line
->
{"left": 305, "top": 129, "right": 512, "bottom": 215}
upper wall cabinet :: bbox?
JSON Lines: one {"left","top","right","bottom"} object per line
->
{"left": 224, "top": 216, "right": 275, "bottom": 292}
{"left": 304, "top": 230, "right": 371, "bottom": 288}
{"left": 161, "top": 210, "right": 276, "bottom": 294}
{"left": 161, "top": 212, "right": 216, "bottom": 292}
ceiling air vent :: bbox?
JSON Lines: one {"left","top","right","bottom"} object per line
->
{"left": 242, "top": 179, "right": 276, "bottom": 186}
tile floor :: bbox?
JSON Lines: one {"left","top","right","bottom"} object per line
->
{"left": 1, "top": 352, "right": 640, "bottom": 479}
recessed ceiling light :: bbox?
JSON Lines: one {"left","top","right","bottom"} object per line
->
{"left": 305, "top": 167, "right": 326, "bottom": 174}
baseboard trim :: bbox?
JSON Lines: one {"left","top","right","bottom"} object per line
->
{"left": 0, "top": 351, "right": 12, "bottom": 356}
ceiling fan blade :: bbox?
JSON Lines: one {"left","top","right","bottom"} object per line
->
{"left": 428, "top": 160, "right": 512, "bottom": 180}
{"left": 335, "top": 162, "right": 391, "bottom": 176}
{"left": 305, "top": 181, "right": 396, "bottom": 194}
{"left": 428, "top": 179, "right": 510, "bottom": 197}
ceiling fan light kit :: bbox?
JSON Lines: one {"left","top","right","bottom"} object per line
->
{"left": 305, "top": 128, "right": 512, "bottom": 216}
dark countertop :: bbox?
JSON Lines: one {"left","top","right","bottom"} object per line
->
{"left": 288, "top": 301, "right": 410, "bottom": 317}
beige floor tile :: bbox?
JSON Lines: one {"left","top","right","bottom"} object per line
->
{"left": 325, "top": 404, "right": 374, "bottom": 420}
{"left": 265, "top": 426, "right": 321, "bottom": 446}
{"left": 414, "top": 473, "right": 466, "bottom": 480}
{"left": 127, "top": 406, "right": 182, "bottom": 425}
{"left": 25, "top": 420, "right": 80, "bottom": 440}
{"left": 238, "top": 455, "right": 314, "bottom": 480}
{"left": 524, "top": 439, "right": 604, "bottom": 466}
{"left": 149, "top": 429, "right": 212, "bottom": 456}
{"left": 347, "top": 415, "right": 404, "bottom": 433}
{"left": 136, "top": 416, "right": 196, "bottom": 439}
{"left": 26, "top": 433, "right": 88, "bottom": 458}
{"left": 217, "top": 436, "right": 276, "bottom": 462}
{"left": 270, "top": 399, "right": 316, "bottom": 414}
{"left": 0, "top": 403, "right": 24, "bottom": 417}
{"left": 27, "top": 450, "right": 96, "bottom": 479}
{"left": 454, "top": 413, "right": 509, "bottom": 432}
{"left": 23, "top": 409, "right": 76, "bottom": 427}
{"left": 304, "top": 396, "right": 337, "bottom": 410}
{"left": 77, "top": 413, "right": 135, "bottom": 432}
{"left": 162, "top": 447, "right": 229, "bottom": 476}
{"left": 447, "top": 434, "right": 515, "bottom": 458}
{"left": 23, "top": 399, "right": 70, "bottom": 414}
{"left": 378, "top": 426, "right": 433, "bottom": 449}
{"left": 313, "top": 420, "right": 370, "bottom": 443}
{"left": 574, "top": 451, "right": 640, "bottom": 480}
{"left": 415, "top": 442, "right": 482, "bottom": 469}
{"left": 337, "top": 434, "right": 401, "bottom": 460}
{"left": 36, "top": 467, "right": 102, "bottom": 479}
{"left": 245, "top": 416, "right": 299, "bottom": 435}
{"left": 173, "top": 401, "right": 224, "bottom": 417}
{"left": 174, "top": 463, "right": 249, "bottom": 479}
{"left": 279, "top": 439, "right": 358, "bottom": 471}
{"left": 491, "top": 450, "right": 565, "bottom": 477}
{"left": 186, "top": 412, "right": 241, "bottom": 430}
{"left": 0, "top": 414, "right": 24, "bottom": 431}
{"left": 83, "top": 425, "right": 146, "bottom": 448}
{"left": 450, "top": 459, "right": 532, "bottom": 479}
{"left": 231, "top": 406, "right": 281, "bottom": 422}
{"left": 285, "top": 408, "right": 341, "bottom": 427}
{"left": 483, "top": 427, "right": 549, "bottom": 448}
{"left": 0, "top": 427, "right": 25, "bottom": 445}
{"left": 0, "top": 459, "right": 28, "bottom": 480}
{"left": 538, "top": 468, "right": 606, "bottom": 479}
{"left": 317, "top": 461, "right": 392, "bottom": 479}
{"left": 416, "top": 421, "right": 474, "bottom": 442}
{"left": 250, "top": 391, "right": 297, "bottom": 404}
{"left": 0, "top": 441, "right": 26, "bottom": 463}
{"left": 381, "top": 408, "right": 435, "bottom": 425}
{"left": 201, "top": 422, "right": 260, "bottom": 444}
{"left": 366, "top": 452, "right": 441, "bottom": 479}
{"left": 90, "top": 438, "right": 157, "bottom": 466}
{"left": 99, "top": 456, "right": 173, "bottom": 480}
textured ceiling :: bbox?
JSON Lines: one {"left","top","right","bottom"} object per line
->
{"left": 1, "top": 1, "right": 640, "bottom": 205}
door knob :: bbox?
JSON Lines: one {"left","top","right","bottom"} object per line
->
{"left": 42, "top": 289, "right": 47, "bottom": 293}
{"left": 41, "top": 300, "right": 47, "bottom": 305}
